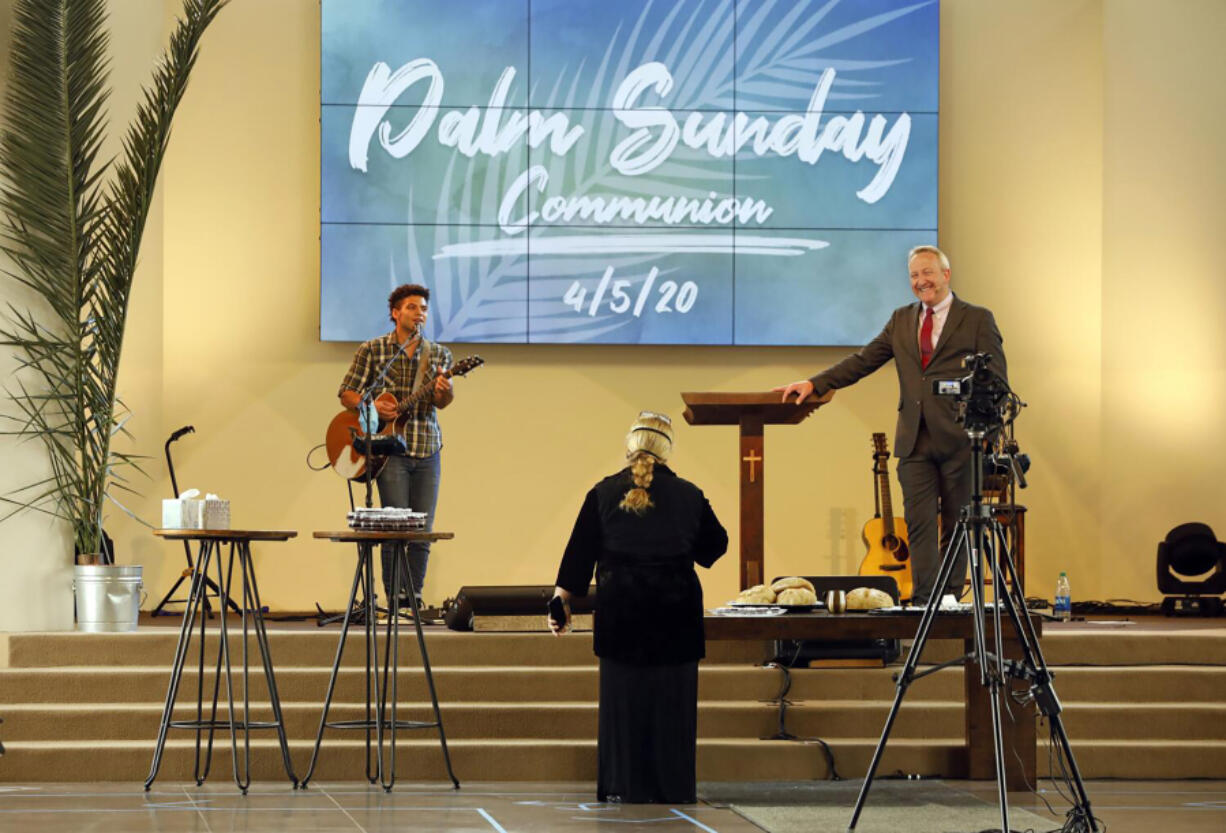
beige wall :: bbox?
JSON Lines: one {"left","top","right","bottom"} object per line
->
{"left": 2, "top": 0, "right": 1223, "bottom": 624}
{"left": 1100, "top": 0, "right": 1226, "bottom": 598}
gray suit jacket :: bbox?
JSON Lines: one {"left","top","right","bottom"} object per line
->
{"left": 809, "top": 296, "right": 1006, "bottom": 458}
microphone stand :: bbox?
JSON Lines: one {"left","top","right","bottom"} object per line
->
{"left": 355, "top": 328, "right": 418, "bottom": 508}
{"left": 318, "top": 330, "right": 419, "bottom": 627}
{"left": 152, "top": 426, "right": 240, "bottom": 617}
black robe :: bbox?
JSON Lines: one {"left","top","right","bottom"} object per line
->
{"left": 555, "top": 464, "right": 728, "bottom": 665}
{"left": 555, "top": 464, "right": 727, "bottom": 804}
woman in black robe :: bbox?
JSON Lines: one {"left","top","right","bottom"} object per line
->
{"left": 551, "top": 411, "right": 727, "bottom": 804}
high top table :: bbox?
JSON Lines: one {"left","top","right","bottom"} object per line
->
{"left": 145, "top": 529, "right": 298, "bottom": 793}
{"left": 301, "top": 530, "right": 460, "bottom": 792}
{"left": 705, "top": 609, "right": 1043, "bottom": 789}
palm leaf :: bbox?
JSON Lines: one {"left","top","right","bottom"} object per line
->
{"left": 0, "top": 0, "right": 226, "bottom": 561}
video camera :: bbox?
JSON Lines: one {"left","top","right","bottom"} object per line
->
{"left": 933, "top": 352, "right": 1014, "bottom": 432}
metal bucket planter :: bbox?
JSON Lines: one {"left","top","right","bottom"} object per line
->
{"left": 73, "top": 564, "right": 144, "bottom": 632}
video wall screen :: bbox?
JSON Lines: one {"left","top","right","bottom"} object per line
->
{"left": 321, "top": 0, "right": 939, "bottom": 345}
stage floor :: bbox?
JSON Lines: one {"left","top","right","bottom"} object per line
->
{"left": 0, "top": 780, "right": 1220, "bottom": 833}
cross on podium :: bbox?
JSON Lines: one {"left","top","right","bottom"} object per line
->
{"left": 742, "top": 449, "right": 762, "bottom": 483}
{"left": 682, "top": 391, "right": 833, "bottom": 589}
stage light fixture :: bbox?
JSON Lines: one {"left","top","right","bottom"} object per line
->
{"left": 1156, "top": 522, "right": 1226, "bottom": 616}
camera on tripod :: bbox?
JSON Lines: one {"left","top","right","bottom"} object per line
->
{"left": 932, "top": 352, "right": 1011, "bottom": 432}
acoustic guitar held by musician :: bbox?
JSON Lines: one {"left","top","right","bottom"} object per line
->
{"left": 325, "top": 356, "right": 484, "bottom": 480}
{"left": 859, "top": 432, "right": 912, "bottom": 602}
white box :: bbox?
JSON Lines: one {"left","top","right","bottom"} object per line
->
{"left": 201, "top": 498, "right": 231, "bottom": 530}
{"left": 162, "top": 498, "right": 204, "bottom": 529}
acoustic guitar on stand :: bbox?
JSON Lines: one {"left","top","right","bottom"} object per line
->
{"left": 859, "top": 431, "right": 913, "bottom": 602}
{"left": 325, "top": 355, "right": 484, "bottom": 480}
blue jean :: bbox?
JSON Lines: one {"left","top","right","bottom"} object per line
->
{"left": 375, "top": 451, "right": 440, "bottom": 602}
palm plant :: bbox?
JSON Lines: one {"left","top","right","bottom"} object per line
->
{"left": 0, "top": 0, "right": 225, "bottom": 562}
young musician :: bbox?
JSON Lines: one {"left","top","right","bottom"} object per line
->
{"left": 338, "top": 284, "right": 453, "bottom": 611}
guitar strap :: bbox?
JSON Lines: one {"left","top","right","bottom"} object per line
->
{"left": 409, "top": 337, "right": 432, "bottom": 402}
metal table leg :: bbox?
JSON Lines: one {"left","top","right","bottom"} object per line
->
{"left": 303, "top": 540, "right": 459, "bottom": 791}
{"left": 398, "top": 547, "right": 460, "bottom": 790}
{"left": 239, "top": 540, "right": 299, "bottom": 786}
{"left": 146, "top": 536, "right": 297, "bottom": 793}
{"left": 301, "top": 543, "right": 371, "bottom": 788}
{"left": 145, "top": 540, "right": 212, "bottom": 790}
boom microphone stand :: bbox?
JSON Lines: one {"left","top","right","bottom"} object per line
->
{"left": 151, "top": 426, "right": 239, "bottom": 617}
{"left": 317, "top": 332, "right": 418, "bottom": 627}
{"left": 847, "top": 426, "right": 1096, "bottom": 833}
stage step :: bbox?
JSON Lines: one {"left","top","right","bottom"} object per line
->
{"left": 2, "top": 624, "right": 1224, "bottom": 782}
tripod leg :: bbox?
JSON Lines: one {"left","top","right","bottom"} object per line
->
{"left": 988, "top": 676, "right": 1011, "bottom": 833}
{"left": 848, "top": 524, "right": 969, "bottom": 832}
{"left": 966, "top": 519, "right": 992, "bottom": 686}
{"left": 992, "top": 525, "right": 1099, "bottom": 831}
{"left": 967, "top": 512, "right": 1017, "bottom": 830}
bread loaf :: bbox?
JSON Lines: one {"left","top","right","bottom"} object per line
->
{"left": 846, "top": 587, "right": 894, "bottom": 610}
{"left": 733, "top": 584, "right": 776, "bottom": 605}
{"left": 776, "top": 587, "right": 818, "bottom": 606}
{"left": 770, "top": 576, "right": 815, "bottom": 595}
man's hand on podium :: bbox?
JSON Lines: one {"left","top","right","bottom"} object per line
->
{"left": 774, "top": 379, "right": 815, "bottom": 404}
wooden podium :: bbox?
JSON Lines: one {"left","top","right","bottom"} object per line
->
{"left": 682, "top": 391, "right": 833, "bottom": 589}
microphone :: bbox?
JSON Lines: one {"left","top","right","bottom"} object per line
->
{"left": 169, "top": 425, "right": 195, "bottom": 443}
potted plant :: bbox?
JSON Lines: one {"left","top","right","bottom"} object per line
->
{"left": 0, "top": 0, "right": 225, "bottom": 629}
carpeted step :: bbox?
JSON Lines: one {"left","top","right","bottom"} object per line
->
{"left": 1034, "top": 738, "right": 1226, "bottom": 779}
{"left": 0, "top": 736, "right": 962, "bottom": 783}
{"left": 1039, "top": 627, "right": 1226, "bottom": 666}
{"left": 2, "top": 630, "right": 773, "bottom": 669}
{"left": 0, "top": 700, "right": 970, "bottom": 743}
{"left": 10, "top": 661, "right": 1223, "bottom": 707}
{"left": 0, "top": 663, "right": 969, "bottom": 705}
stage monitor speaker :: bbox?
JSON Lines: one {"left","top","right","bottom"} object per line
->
{"left": 442, "top": 585, "right": 596, "bottom": 631}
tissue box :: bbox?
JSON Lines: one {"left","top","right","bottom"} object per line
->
{"left": 201, "top": 498, "right": 231, "bottom": 530}
{"left": 162, "top": 498, "right": 204, "bottom": 529}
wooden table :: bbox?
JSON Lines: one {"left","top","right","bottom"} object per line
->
{"left": 705, "top": 610, "right": 1042, "bottom": 788}
{"left": 145, "top": 529, "right": 298, "bottom": 793}
{"left": 301, "top": 530, "right": 459, "bottom": 792}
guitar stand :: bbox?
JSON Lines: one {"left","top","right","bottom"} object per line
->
{"left": 152, "top": 558, "right": 240, "bottom": 618}
{"left": 153, "top": 426, "right": 240, "bottom": 618}
{"left": 847, "top": 429, "right": 1096, "bottom": 833}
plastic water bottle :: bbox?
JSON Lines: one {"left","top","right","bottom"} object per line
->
{"left": 1054, "top": 572, "right": 1072, "bottom": 621}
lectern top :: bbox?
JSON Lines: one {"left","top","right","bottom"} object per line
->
{"left": 681, "top": 391, "right": 834, "bottom": 426}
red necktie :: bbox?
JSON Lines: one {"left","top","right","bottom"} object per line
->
{"left": 920, "top": 306, "right": 934, "bottom": 369}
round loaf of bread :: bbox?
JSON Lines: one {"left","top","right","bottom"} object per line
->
{"left": 770, "top": 576, "right": 816, "bottom": 595}
{"left": 846, "top": 587, "right": 894, "bottom": 610}
{"left": 733, "top": 584, "right": 776, "bottom": 605}
{"left": 777, "top": 586, "right": 817, "bottom": 606}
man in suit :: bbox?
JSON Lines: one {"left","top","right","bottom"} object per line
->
{"left": 775, "top": 246, "right": 1007, "bottom": 605}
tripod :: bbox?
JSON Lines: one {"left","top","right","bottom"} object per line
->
{"left": 848, "top": 428, "right": 1097, "bottom": 833}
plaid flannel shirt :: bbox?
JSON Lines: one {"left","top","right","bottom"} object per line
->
{"left": 337, "top": 332, "right": 453, "bottom": 458}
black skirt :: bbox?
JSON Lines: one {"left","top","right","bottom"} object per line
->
{"left": 597, "top": 656, "right": 699, "bottom": 804}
